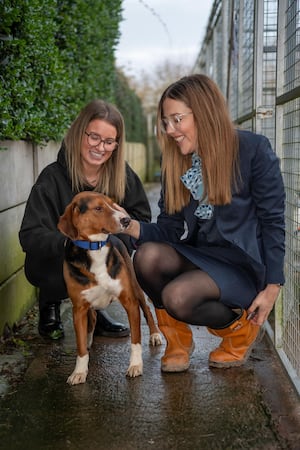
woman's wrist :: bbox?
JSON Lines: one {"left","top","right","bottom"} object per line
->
{"left": 126, "top": 219, "right": 140, "bottom": 239}
{"left": 265, "top": 283, "right": 282, "bottom": 297}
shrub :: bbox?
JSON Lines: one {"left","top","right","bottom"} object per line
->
{"left": 0, "top": 0, "right": 123, "bottom": 144}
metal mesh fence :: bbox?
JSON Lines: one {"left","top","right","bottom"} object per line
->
{"left": 284, "top": 1, "right": 300, "bottom": 93}
{"left": 240, "top": 0, "right": 255, "bottom": 117}
{"left": 194, "top": 0, "right": 300, "bottom": 394}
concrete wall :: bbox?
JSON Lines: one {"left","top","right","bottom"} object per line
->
{"left": 125, "top": 142, "right": 147, "bottom": 181}
{"left": 0, "top": 140, "right": 147, "bottom": 335}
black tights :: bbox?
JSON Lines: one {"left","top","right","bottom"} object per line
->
{"left": 133, "top": 242, "right": 239, "bottom": 329}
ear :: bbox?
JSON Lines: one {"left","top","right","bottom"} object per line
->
{"left": 57, "top": 203, "right": 79, "bottom": 240}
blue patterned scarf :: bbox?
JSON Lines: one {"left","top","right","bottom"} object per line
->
{"left": 180, "top": 153, "right": 214, "bottom": 219}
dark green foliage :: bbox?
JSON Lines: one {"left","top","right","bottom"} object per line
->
{"left": 114, "top": 70, "right": 147, "bottom": 144}
{"left": 0, "top": 0, "right": 125, "bottom": 144}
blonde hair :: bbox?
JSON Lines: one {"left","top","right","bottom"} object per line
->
{"left": 157, "top": 74, "right": 239, "bottom": 214}
{"left": 64, "top": 99, "right": 126, "bottom": 203}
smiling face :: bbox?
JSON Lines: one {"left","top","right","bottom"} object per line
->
{"left": 162, "top": 98, "right": 197, "bottom": 155}
{"left": 81, "top": 119, "right": 117, "bottom": 170}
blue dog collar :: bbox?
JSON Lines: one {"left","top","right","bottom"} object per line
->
{"left": 72, "top": 239, "right": 108, "bottom": 250}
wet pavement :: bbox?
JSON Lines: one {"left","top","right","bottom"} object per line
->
{"left": 0, "top": 183, "right": 300, "bottom": 450}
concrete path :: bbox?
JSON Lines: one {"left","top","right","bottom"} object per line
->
{"left": 0, "top": 183, "right": 299, "bottom": 449}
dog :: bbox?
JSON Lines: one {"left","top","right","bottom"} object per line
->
{"left": 57, "top": 191, "right": 162, "bottom": 385}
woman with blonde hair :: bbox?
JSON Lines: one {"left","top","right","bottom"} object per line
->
{"left": 19, "top": 99, "right": 151, "bottom": 339}
{"left": 120, "top": 74, "right": 285, "bottom": 372}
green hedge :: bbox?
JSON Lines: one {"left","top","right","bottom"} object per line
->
{"left": 115, "top": 70, "right": 147, "bottom": 144}
{"left": 0, "top": 0, "right": 134, "bottom": 144}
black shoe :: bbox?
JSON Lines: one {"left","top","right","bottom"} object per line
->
{"left": 38, "top": 303, "right": 64, "bottom": 340}
{"left": 94, "top": 310, "right": 130, "bottom": 338}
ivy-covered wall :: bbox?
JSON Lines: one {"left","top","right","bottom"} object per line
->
{"left": 0, "top": 0, "right": 147, "bottom": 145}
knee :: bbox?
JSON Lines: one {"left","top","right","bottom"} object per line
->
{"left": 24, "top": 255, "right": 40, "bottom": 286}
{"left": 133, "top": 242, "right": 162, "bottom": 273}
{"left": 24, "top": 254, "right": 67, "bottom": 298}
{"left": 162, "top": 284, "right": 189, "bottom": 322}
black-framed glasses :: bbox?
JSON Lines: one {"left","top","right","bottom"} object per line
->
{"left": 160, "top": 112, "right": 193, "bottom": 133}
{"left": 85, "top": 131, "right": 118, "bottom": 152}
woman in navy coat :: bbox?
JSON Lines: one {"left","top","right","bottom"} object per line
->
{"left": 120, "top": 74, "right": 285, "bottom": 372}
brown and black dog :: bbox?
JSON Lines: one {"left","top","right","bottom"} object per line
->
{"left": 57, "top": 191, "right": 162, "bottom": 385}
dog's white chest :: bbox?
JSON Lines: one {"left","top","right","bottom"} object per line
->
{"left": 81, "top": 248, "right": 122, "bottom": 309}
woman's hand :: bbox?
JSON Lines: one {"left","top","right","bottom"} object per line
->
{"left": 113, "top": 203, "right": 141, "bottom": 239}
{"left": 247, "top": 284, "right": 281, "bottom": 326}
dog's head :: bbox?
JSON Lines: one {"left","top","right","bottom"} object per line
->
{"left": 57, "top": 192, "right": 131, "bottom": 241}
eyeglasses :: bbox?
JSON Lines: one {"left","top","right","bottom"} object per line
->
{"left": 160, "top": 112, "right": 193, "bottom": 133}
{"left": 85, "top": 132, "right": 118, "bottom": 152}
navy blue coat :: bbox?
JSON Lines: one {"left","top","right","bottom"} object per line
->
{"left": 139, "top": 130, "right": 285, "bottom": 290}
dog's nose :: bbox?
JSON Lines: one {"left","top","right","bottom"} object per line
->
{"left": 120, "top": 217, "right": 131, "bottom": 228}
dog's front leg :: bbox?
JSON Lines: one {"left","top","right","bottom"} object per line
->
{"left": 124, "top": 300, "right": 143, "bottom": 377}
{"left": 67, "top": 305, "right": 90, "bottom": 385}
{"left": 67, "top": 354, "right": 89, "bottom": 386}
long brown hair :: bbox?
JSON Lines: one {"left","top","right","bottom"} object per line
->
{"left": 64, "top": 99, "right": 126, "bottom": 203}
{"left": 157, "top": 74, "right": 239, "bottom": 214}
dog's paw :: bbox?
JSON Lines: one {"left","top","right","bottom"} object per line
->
{"left": 126, "top": 364, "right": 143, "bottom": 377}
{"left": 67, "top": 354, "right": 89, "bottom": 385}
{"left": 127, "top": 343, "right": 143, "bottom": 377}
{"left": 149, "top": 332, "right": 163, "bottom": 346}
{"left": 67, "top": 371, "right": 88, "bottom": 385}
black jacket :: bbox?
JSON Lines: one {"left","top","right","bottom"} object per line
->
{"left": 19, "top": 145, "right": 151, "bottom": 262}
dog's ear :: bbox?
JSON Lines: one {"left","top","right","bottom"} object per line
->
{"left": 57, "top": 203, "right": 79, "bottom": 240}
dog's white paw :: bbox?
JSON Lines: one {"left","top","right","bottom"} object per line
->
{"left": 67, "top": 354, "right": 89, "bottom": 385}
{"left": 67, "top": 371, "right": 88, "bottom": 385}
{"left": 149, "top": 332, "right": 163, "bottom": 346}
{"left": 126, "top": 343, "right": 143, "bottom": 377}
{"left": 126, "top": 364, "right": 143, "bottom": 377}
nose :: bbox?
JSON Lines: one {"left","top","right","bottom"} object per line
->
{"left": 95, "top": 140, "right": 105, "bottom": 149}
{"left": 120, "top": 217, "right": 131, "bottom": 228}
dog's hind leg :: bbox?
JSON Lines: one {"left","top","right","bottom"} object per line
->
{"left": 137, "top": 292, "right": 162, "bottom": 347}
{"left": 87, "top": 309, "right": 97, "bottom": 349}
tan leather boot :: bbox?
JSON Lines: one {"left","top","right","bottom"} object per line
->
{"left": 155, "top": 308, "right": 194, "bottom": 372}
{"left": 207, "top": 309, "right": 261, "bottom": 368}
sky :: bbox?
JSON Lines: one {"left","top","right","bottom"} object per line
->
{"left": 115, "top": 0, "right": 214, "bottom": 79}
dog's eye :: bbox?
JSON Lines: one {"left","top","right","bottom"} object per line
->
{"left": 94, "top": 206, "right": 103, "bottom": 212}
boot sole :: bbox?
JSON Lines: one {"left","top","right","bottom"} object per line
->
{"left": 38, "top": 328, "right": 64, "bottom": 340}
{"left": 209, "top": 359, "right": 246, "bottom": 369}
{"left": 161, "top": 364, "right": 190, "bottom": 373}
